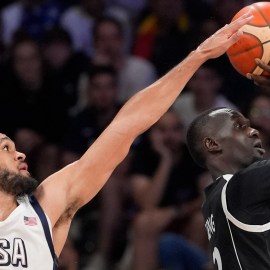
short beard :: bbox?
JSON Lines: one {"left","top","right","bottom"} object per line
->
{"left": 0, "top": 169, "right": 39, "bottom": 197}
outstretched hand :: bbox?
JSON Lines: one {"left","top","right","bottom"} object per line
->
{"left": 247, "top": 59, "right": 270, "bottom": 91}
{"left": 196, "top": 12, "right": 253, "bottom": 60}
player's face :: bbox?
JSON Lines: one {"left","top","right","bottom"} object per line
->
{"left": 0, "top": 133, "right": 38, "bottom": 196}
{"left": 0, "top": 134, "right": 29, "bottom": 176}
{"left": 212, "top": 109, "right": 265, "bottom": 167}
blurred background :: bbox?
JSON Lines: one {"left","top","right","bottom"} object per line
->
{"left": 0, "top": 1, "right": 266, "bottom": 270}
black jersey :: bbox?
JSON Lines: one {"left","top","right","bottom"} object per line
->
{"left": 203, "top": 160, "right": 270, "bottom": 270}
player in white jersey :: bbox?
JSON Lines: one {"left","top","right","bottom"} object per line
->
{"left": 0, "top": 13, "right": 252, "bottom": 269}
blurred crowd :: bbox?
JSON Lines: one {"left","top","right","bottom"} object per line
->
{"left": 0, "top": 0, "right": 268, "bottom": 269}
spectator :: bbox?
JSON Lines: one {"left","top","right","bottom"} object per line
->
{"left": 132, "top": 0, "right": 191, "bottom": 75}
{"left": 129, "top": 110, "right": 206, "bottom": 270}
{"left": 60, "top": 0, "right": 105, "bottom": 56}
{"left": 42, "top": 26, "right": 89, "bottom": 115}
{"left": 83, "top": 154, "right": 133, "bottom": 270}
{"left": 61, "top": 65, "right": 131, "bottom": 269}
{"left": 1, "top": 0, "right": 65, "bottom": 45}
{"left": 173, "top": 61, "right": 238, "bottom": 133}
{"left": 60, "top": 0, "right": 131, "bottom": 57}
{"left": 248, "top": 94, "right": 270, "bottom": 158}
{"left": 61, "top": 64, "right": 122, "bottom": 164}
{"left": 88, "top": 16, "right": 157, "bottom": 103}
{"left": 184, "top": 14, "right": 256, "bottom": 114}
{"left": 1, "top": 32, "right": 66, "bottom": 179}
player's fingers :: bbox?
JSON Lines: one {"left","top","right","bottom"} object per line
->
{"left": 255, "top": 58, "right": 270, "bottom": 72}
{"left": 226, "top": 12, "right": 253, "bottom": 33}
{"left": 227, "top": 30, "right": 243, "bottom": 46}
{"left": 251, "top": 75, "right": 268, "bottom": 84}
{"left": 247, "top": 73, "right": 270, "bottom": 87}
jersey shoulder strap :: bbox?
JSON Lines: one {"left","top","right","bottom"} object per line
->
{"left": 29, "top": 195, "right": 59, "bottom": 270}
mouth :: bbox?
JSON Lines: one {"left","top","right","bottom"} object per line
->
{"left": 19, "top": 163, "right": 29, "bottom": 172}
{"left": 253, "top": 140, "right": 266, "bottom": 155}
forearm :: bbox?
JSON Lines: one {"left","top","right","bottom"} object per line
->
{"left": 66, "top": 13, "right": 251, "bottom": 209}
{"left": 114, "top": 50, "right": 207, "bottom": 138}
{"left": 113, "top": 12, "right": 253, "bottom": 137}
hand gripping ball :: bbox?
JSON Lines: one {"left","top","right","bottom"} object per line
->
{"left": 227, "top": 2, "right": 270, "bottom": 77}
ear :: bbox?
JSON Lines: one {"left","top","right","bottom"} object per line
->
{"left": 203, "top": 137, "right": 221, "bottom": 153}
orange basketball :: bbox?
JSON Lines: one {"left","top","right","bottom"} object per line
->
{"left": 226, "top": 2, "right": 270, "bottom": 77}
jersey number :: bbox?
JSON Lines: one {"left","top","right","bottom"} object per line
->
{"left": 213, "top": 247, "right": 222, "bottom": 270}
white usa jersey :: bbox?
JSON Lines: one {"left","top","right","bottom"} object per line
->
{"left": 0, "top": 195, "right": 57, "bottom": 269}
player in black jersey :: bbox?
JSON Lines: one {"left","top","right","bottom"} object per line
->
{"left": 186, "top": 106, "right": 270, "bottom": 270}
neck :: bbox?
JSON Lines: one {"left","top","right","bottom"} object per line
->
{"left": 0, "top": 191, "right": 18, "bottom": 221}
{"left": 207, "top": 158, "right": 244, "bottom": 181}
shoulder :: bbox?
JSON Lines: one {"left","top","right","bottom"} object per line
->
{"left": 227, "top": 160, "right": 270, "bottom": 192}
{"left": 238, "top": 160, "right": 270, "bottom": 178}
{"left": 1, "top": 2, "right": 22, "bottom": 15}
{"left": 125, "top": 56, "right": 156, "bottom": 71}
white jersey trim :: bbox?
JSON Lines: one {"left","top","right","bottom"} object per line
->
{"left": 221, "top": 175, "right": 270, "bottom": 232}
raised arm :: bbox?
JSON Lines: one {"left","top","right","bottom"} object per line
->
{"left": 35, "top": 12, "right": 253, "bottom": 234}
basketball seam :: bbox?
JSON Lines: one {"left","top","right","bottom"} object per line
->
{"left": 227, "top": 31, "right": 270, "bottom": 57}
{"left": 254, "top": 3, "right": 270, "bottom": 26}
{"left": 253, "top": 4, "right": 270, "bottom": 74}
{"left": 226, "top": 3, "right": 270, "bottom": 76}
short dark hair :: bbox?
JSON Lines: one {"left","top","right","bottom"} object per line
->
{"left": 92, "top": 16, "right": 123, "bottom": 40}
{"left": 186, "top": 107, "right": 225, "bottom": 168}
{"left": 42, "top": 26, "right": 72, "bottom": 47}
{"left": 88, "top": 64, "right": 117, "bottom": 81}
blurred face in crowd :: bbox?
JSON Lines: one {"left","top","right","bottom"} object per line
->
{"left": 87, "top": 72, "right": 118, "bottom": 110}
{"left": 43, "top": 41, "right": 72, "bottom": 69}
{"left": 249, "top": 95, "right": 270, "bottom": 134}
{"left": 249, "top": 96, "right": 270, "bottom": 156}
{"left": 188, "top": 66, "right": 222, "bottom": 98}
{"left": 150, "top": 111, "right": 184, "bottom": 152}
{"left": 13, "top": 41, "right": 42, "bottom": 85}
{"left": 94, "top": 21, "right": 123, "bottom": 58}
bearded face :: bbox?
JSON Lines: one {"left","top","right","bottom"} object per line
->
{"left": 0, "top": 169, "right": 39, "bottom": 197}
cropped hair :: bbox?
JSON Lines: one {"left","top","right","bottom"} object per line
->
{"left": 186, "top": 107, "right": 225, "bottom": 168}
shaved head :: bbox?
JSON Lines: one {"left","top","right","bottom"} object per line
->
{"left": 186, "top": 107, "right": 239, "bottom": 167}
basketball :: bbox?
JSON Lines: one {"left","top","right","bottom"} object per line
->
{"left": 226, "top": 2, "right": 270, "bottom": 77}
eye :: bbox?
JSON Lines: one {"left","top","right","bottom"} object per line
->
{"left": 234, "top": 122, "right": 248, "bottom": 130}
{"left": 234, "top": 123, "right": 242, "bottom": 129}
{"left": 3, "top": 145, "right": 9, "bottom": 151}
